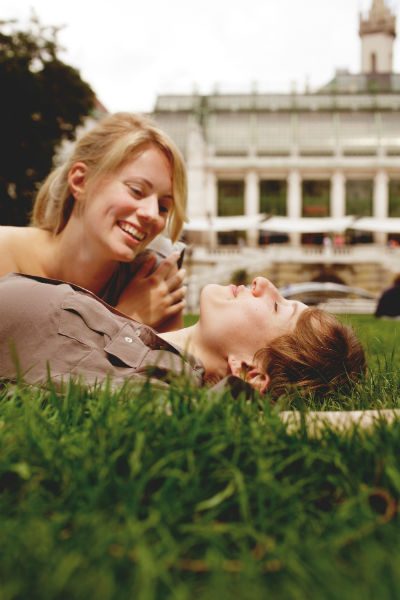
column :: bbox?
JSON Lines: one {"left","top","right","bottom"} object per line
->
{"left": 244, "top": 170, "right": 259, "bottom": 247}
{"left": 331, "top": 170, "right": 345, "bottom": 218}
{"left": 287, "top": 170, "right": 301, "bottom": 245}
{"left": 186, "top": 120, "right": 206, "bottom": 218}
{"left": 373, "top": 170, "right": 389, "bottom": 244}
{"left": 206, "top": 171, "right": 218, "bottom": 250}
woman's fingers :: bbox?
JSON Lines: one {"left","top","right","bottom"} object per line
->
{"left": 164, "top": 297, "right": 186, "bottom": 315}
{"left": 167, "top": 268, "right": 186, "bottom": 293}
{"left": 134, "top": 252, "right": 158, "bottom": 278}
{"left": 153, "top": 251, "right": 180, "bottom": 278}
{"left": 168, "top": 285, "right": 187, "bottom": 305}
{"left": 116, "top": 249, "right": 186, "bottom": 329}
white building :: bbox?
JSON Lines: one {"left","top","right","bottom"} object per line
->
{"left": 152, "top": 0, "right": 400, "bottom": 251}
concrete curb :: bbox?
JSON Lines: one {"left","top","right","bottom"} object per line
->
{"left": 279, "top": 409, "right": 400, "bottom": 435}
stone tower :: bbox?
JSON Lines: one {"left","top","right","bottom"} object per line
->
{"left": 359, "top": 0, "right": 396, "bottom": 73}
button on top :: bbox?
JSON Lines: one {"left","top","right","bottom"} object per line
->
{"left": 124, "top": 336, "right": 133, "bottom": 344}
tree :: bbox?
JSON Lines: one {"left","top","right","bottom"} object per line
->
{"left": 0, "top": 15, "right": 96, "bottom": 225}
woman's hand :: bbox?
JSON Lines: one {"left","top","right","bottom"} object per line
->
{"left": 116, "top": 251, "right": 186, "bottom": 330}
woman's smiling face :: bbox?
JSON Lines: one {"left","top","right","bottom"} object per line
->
{"left": 70, "top": 143, "right": 173, "bottom": 262}
{"left": 198, "top": 277, "right": 308, "bottom": 358}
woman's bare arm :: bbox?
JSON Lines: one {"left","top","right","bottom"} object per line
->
{"left": 0, "top": 227, "right": 22, "bottom": 275}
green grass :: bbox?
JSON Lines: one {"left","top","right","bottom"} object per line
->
{"left": 1, "top": 315, "right": 400, "bottom": 600}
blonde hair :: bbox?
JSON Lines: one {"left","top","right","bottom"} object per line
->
{"left": 31, "top": 112, "right": 187, "bottom": 242}
{"left": 256, "top": 308, "right": 366, "bottom": 399}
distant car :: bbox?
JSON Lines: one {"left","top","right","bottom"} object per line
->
{"left": 279, "top": 282, "right": 377, "bottom": 314}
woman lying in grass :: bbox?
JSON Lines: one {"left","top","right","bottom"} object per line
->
{"left": 0, "top": 273, "right": 366, "bottom": 398}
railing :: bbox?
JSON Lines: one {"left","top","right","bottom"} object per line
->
{"left": 191, "top": 244, "right": 400, "bottom": 264}
{"left": 185, "top": 244, "right": 400, "bottom": 312}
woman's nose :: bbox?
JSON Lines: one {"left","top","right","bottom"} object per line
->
{"left": 136, "top": 195, "right": 159, "bottom": 222}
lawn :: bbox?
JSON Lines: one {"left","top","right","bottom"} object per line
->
{"left": 1, "top": 315, "right": 400, "bottom": 600}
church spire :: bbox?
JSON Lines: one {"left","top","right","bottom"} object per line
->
{"left": 371, "top": 0, "right": 393, "bottom": 22}
{"left": 360, "top": 0, "right": 396, "bottom": 38}
{"left": 359, "top": 0, "right": 396, "bottom": 73}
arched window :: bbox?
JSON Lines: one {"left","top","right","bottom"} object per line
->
{"left": 371, "top": 52, "right": 377, "bottom": 72}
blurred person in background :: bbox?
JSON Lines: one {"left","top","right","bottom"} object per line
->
{"left": 375, "top": 274, "right": 400, "bottom": 319}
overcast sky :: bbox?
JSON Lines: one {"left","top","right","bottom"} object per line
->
{"left": 2, "top": 0, "right": 400, "bottom": 113}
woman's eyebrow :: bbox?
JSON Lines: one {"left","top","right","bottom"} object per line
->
{"left": 125, "top": 177, "right": 153, "bottom": 188}
{"left": 125, "top": 177, "right": 173, "bottom": 199}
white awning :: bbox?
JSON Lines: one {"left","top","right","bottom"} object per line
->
{"left": 259, "top": 216, "right": 355, "bottom": 233}
{"left": 184, "top": 215, "right": 400, "bottom": 234}
{"left": 184, "top": 214, "right": 266, "bottom": 232}
{"left": 349, "top": 218, "right": 400, "bottom": 233}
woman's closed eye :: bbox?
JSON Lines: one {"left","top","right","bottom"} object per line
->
{"left": 126, "top": 183, "right": 143, "bottom": 198}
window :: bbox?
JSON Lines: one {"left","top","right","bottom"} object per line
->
{"left": 371, "top": 52, "right": 377, "bottom": 73}
{"left": 389, "top": 180, "right": 400, "bottom": 217}
{"left": 298, "top": 113, "right": 335, "bottom": 155}
{"left": 302, "top": 180, "right": 330, "bottom": 217}
{"left": 217, "top": 180, "right": 245, "bottom": 245}
{"left": 346, "top": 180, "right": 373, "bottom": 216}
{"left": 217, "top": 180, "right": 244, "bottom": 216}
{"left": 260, "top": 180, "right": 287, "bottom": 216}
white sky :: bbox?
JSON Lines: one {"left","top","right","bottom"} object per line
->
{"left": 2, "top": 0, "right": 400, "bottom": 113}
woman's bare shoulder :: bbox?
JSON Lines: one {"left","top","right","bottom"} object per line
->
{"left": 0, "top": 226, "right": 43, "bottom": 274}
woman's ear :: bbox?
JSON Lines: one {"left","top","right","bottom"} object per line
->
{"left": 68, "top": 162, "right": 88, "bottom": 201}
{"left": 227, "top": 355, "right": 270, "bottom": 394}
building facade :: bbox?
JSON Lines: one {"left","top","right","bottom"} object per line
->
{"left": 152, "top": 0, "right": 400, "bottom": 247}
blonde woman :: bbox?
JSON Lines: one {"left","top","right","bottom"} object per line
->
{"left": 0, "top": 113, "right": 187, "bottom": 331}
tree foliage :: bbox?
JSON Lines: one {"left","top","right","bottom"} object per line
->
{"left": 0, "top": 16, "right": 96, "bottom": 225}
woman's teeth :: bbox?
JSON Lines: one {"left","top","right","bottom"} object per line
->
{"left": 118, "top": 221, "right": 146, "bottom": 241}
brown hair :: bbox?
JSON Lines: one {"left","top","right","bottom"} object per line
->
{"left": 31, "top": 112, "right": 187, "bottom": 242}
{"left": 256, "top": 308, "right": 366, "bottom": 399}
